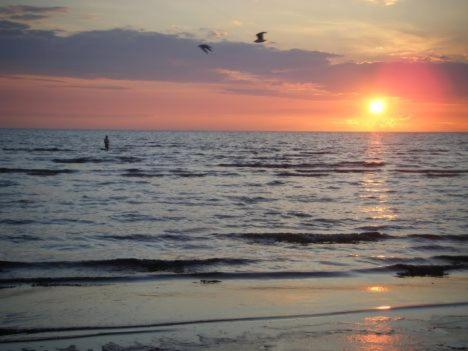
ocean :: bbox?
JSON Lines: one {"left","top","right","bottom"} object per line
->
{"left": 0, "top": 129, "right": 467, "bottom": 284}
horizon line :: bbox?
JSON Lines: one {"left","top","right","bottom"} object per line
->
{"left": 0, "top": 127, "right": 467, "bottom": 133}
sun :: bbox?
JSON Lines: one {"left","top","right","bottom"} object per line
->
{"left": 369, "top": 99, "right": 385, "bottom": 115}
{"left": 347, "top": 96, "right": 403, "bottom": 131}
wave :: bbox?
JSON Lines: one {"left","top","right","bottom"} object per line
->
{"left": 433, "top": 255, "right": 468, "bottom": 265}
{"left": 53, "top": 156, "right": 142, "bottom": 164}
{"left": 385, "top": 264, "right": 459, "bottom": 277}
{"left": 408, "top": 234, "right": 468, "bottom": 242}
{"left": 159, "top": 233, "right": 199, "bottom": 241}
{"left": 394, "top": 169, "right": 468, "bottom": 177}
{"left": 0, "top": 218, "right": 94, "bottom": 226}
{"left": 359, "top": 254, "right": 468, "bottom": 277}
{"left": 233, "top": 231, "right": 392, "bottom": 245}
{"left": 1, "top": 262, "right": 467, "bottom": 287}
{"left": 330, "top": 168, "right": 382, "bottom": 173}
{"left": 286, "top": 211, "right": 313, "bottom": 219}
{"left": 356, "top": 224, "right": 410, "bottom": 231}
{"left": 54, "top": 157, "right": 104, "bottom": 164}
{"left": 98, "top": 234, "right": 195, "bottom": 242}
{"left": 276, "top": 168, "right": 383, "bottom": 177}
{"left": 110, "top": 213, "right": 183, "bottom": 223}
{"left": 122, "top": 169, "right": 212, "bottom": 178}
{"left": 98, "top": 234, "right": 160, "bottom": 242}
{"left": 0, "top": 168, "right": 74, "bottom": 176}
{"left": 411, "top": 244, "right": 459, "bottom": 252}
{"left": 2, "top": 234, "right": 42, "bottom": 242}
{"left": 147, "top": 142, "right": 162, "bottom": 147}
{"left": 0, "top": 180, "right": 17, "bottom": 187}
{"left": 0, "top": 219, "right": 36, "bottom": 225}
{"left": 281, "top": 151, "right": 334, "bottom": 157}
{"left": 1, "top": 254, "right": 468, "bottom": 287}
{"left": 334, "top": 161, "right": 385, "bottom": 167}
{"left": 229, "top": 196, "right": 273, "bottom": 204}
{"left": 2, "top": 147, "right": 72, "bottom": 152}
{"left": 122, "top": 168, "right": 164, "bottom": 178}
{"left": 366, "top": 256, "right": 428, "bottom": 264}
{"left": 408, "top": 148, "right": 449, "bottom": 153}
{"left": 219, "top": 161, "right": 385, "bottom": 169}
{"left": 276, "top": 172, "right": 329, "bottom": 177}
{"left": 266, "top": 180, "right": 286, "bottom": 186}
{"left": 52, "top": 157, "right": 101, "bottom": 163}
{"left": 366, "top": 254, "right": 468, "bottom": 269}
{"left": 171, "top": 169, "right": 208, "bottom": 177}
{"left": 0, "top": 257, "right": 256, "bottom": 274}
{"left": 230, "top": 232, "right": 468, "bottom": 246}
{"left": 297, "top": 150, "right": 335, "bottom": 155}
{"left": 0, "top": 270, "right": 353, "bottom": 287}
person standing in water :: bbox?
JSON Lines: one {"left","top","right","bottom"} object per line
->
{"left": 104, "top": 135, "right": 110, "bottom": 151}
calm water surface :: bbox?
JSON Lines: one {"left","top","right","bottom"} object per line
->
{"left": 0, "top": 130, "right": 467, "bottom": 282}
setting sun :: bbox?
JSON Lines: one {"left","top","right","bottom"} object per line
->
{"left": 369, "top": 99, "right": 386, "bottom": 115}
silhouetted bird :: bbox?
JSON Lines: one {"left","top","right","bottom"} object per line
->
{"left": 198, "top": 44, "right": 213, "bottom": 54}
{"left": 254, "top": 32, "right": 267, "bottom": 43}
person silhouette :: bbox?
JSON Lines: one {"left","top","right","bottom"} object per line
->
{"left": 104, "top": 135, "right": 110, "bottom": 151}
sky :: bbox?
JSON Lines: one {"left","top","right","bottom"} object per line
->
{"left": 0, "top": 0, "right": 467, "bottom": 131}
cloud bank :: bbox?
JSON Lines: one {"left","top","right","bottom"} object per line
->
{"left": 0, "top": 20, "right": 467, "bottom": 99}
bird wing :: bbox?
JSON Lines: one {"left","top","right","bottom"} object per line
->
{"left": 198, "top": 44, "right": 213, "bottom": 54}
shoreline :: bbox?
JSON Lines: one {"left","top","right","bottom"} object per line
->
{"left": 1, "top": 274, "right": 467, "bottom": 349}
{"left": 2, "top": 301, "right": 468, "bottom": 343}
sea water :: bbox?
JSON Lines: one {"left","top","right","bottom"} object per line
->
{"left": 0, "top": 130, "right": 467, "bottom": 283}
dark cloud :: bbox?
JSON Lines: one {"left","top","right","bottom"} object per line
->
{"left": 0, "top": 19, "right": 29, "bottom": 31}
{"left": 0, "top": 19, "right": 55, "bottom": 37}
{"left": 10, "top": 14, "right": 48, "bottom": 21}
{"left": 0, "top": 21, "right": 467, "bottom": 98}
{"left": 0, "top": 5, "right": 68, "bottom": 21}
{"left": 0, "top": 21, "right": 335, "bottom": 83}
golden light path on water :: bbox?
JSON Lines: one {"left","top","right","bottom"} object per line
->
{"left": 367, "top": 286, "right": 389, "bottom": 293}
{"left": 360, "top": 134, "right": 397, "bottom": 221}
{"left": 347, "top": 314, "right": 404, "bottom": 350}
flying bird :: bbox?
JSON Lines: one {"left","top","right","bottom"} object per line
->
{"left": 254, "top": 32, "right": 267, "bottom": 43}
{"left": 198, "top": 44, "right": 213, "bottom": 54}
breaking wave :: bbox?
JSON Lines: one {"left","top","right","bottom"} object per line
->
{"left": 232, "top": 231, "right": 392, "bottom": 245}
{"left": 0, "top": 257, "right": 256, "bottom": 274}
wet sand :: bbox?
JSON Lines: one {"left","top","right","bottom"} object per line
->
{"left": 1, "top": 274, "right": 467, "bottom": 350}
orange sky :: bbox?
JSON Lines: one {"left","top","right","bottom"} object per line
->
{"left": 0, "top": 1, "right": 467, "bottom": 131}
{"left": 1, "top": 73, "right": 466, "bottom": 132}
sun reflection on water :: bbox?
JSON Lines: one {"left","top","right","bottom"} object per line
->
{"left": 347, "top": 314, "right": 405, "bottom": 351}
{"left": 360, "top": 134, "right": 397, "bottom": 222}
{"left": 367, "top": 286, "right": 388, "bottom": 293}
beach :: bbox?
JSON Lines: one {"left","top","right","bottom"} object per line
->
{"left": 1, "top": 274, "right": 468, "bottom": 350}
